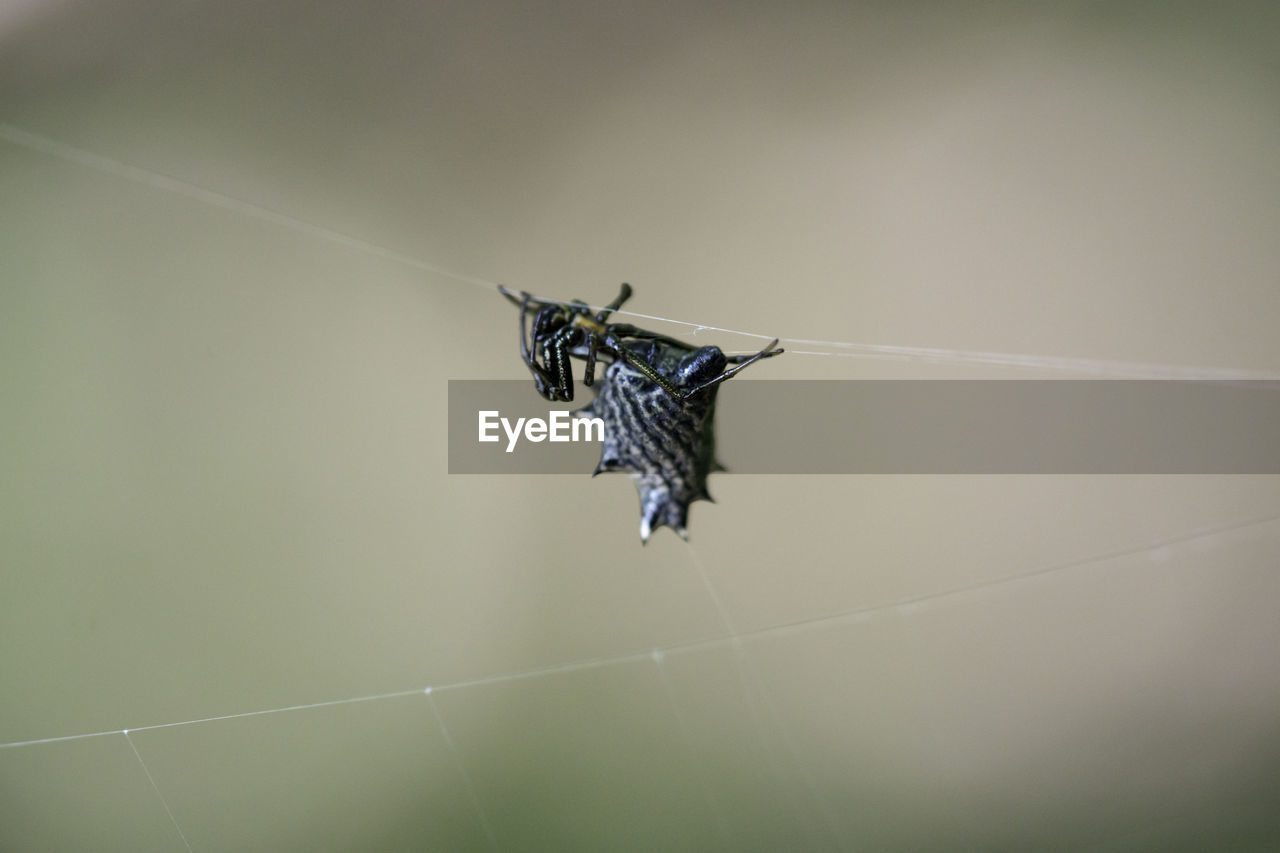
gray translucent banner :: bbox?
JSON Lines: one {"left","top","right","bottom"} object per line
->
{"left": 448, "top": 380, "right": 1280, "bottom": 474}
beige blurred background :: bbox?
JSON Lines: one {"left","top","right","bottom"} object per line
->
{"left": 3, "top": 1, "right": 1279, "bottom": 850}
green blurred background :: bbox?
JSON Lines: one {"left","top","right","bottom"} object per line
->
{"left": 3, "top": 1, "right": 1279, "bottom": 849}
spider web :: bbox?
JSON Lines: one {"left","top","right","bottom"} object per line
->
{"left": 3, "top": 123, "right": 1279, "bottom": 852}
{"left": 3, "top": 123, "right": 1273, "bottom": 383}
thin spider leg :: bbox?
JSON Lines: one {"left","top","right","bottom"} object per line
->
{"left": 523, "top": 348, "right": 560, "bottom": 398}
{"left": 517, "top": 291, "right": 535, "bottom": 366}
{"left": 512, "top": 290, "right": 565, "bottom": 397}
{"left": 583, "top": 336, "right": 599, "bottom": 387}
{"left": 724, "top": 347, "right": 786, "bottom": 364}
{"left": 606, "top": 323, "right": 702, "bottom": 352}
{"left": 544, "top": 324, "right": 581, "bottom": 401}
{"left": 498, "top": 284, "right": 527, "bottom": 310}
{"left": 498, "top": 285, "right": 571, "bottom": 314}
{"left": 608, "top": 340, "right": 686, "bottom": 399}
{"left": 678, "top": 339, "right": 783, "bottom": 399}
{"left": 594, "top": 282, "right": 633, "bottom": 323}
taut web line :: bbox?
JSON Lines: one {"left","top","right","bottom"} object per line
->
{"left": 1, "top": 122, "right": 1273, "bottom": 381}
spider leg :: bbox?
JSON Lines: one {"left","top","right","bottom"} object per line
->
{"left": 498, "top": 284, "right": 531, "bottom": 311}
{"left": 604, "top": 336, "right": 687, "bottom": 399}
{"left": 517, "top": 292, "right": 556, "bottom": 394}
{"left": 604, "top": 323, "right": 700, "bottom": 353}
{"left": 542, "top": 324, "right": 581, "bottom": 401}
{"left": 594, "top": 282, "right": 633, "bottom": 323}
{"left": 508, "top": 290, "right": 571, "bottom": 400}
{"left": 517, "top": 291, "right": 535, "bottom": 366}
{"left": 724, "top": 346, "right": 786, "bottom": 364}
{"left": 500, "top": 283, "right": 633, "bottom": 324}
{"left": 583, "top": 336, "right": 598, "bottom": 387}
{"left": 524, "top": 353, "right": 562, "bottom": 401}
{"left": 497, "top": 284, "right": 569, "bottom": 314}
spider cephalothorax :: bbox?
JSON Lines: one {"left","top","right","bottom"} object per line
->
{"left": 499, "top": 283, "right": 783, "bottom": 541}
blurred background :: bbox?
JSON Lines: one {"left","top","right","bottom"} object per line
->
{"left": 3, "top": 1, "right": 1279, "bottom": 849}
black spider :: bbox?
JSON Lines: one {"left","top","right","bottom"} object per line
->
{"left": 498, "top": 283, "right": 784, "bottom": 541}
{"left": 497, "top": 283, "right": 782, "bottom": 403}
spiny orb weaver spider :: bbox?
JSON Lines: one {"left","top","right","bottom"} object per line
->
{"left": 499, "top": 283, "right": 783, "bottom": 542}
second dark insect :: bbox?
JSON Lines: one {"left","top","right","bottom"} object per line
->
{"left": 497, "top": 282, "right": 781, "bottom": 404}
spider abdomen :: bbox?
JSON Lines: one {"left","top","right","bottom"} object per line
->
{"left": 577, "top": 342, "right": 726, "bottom": 542}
